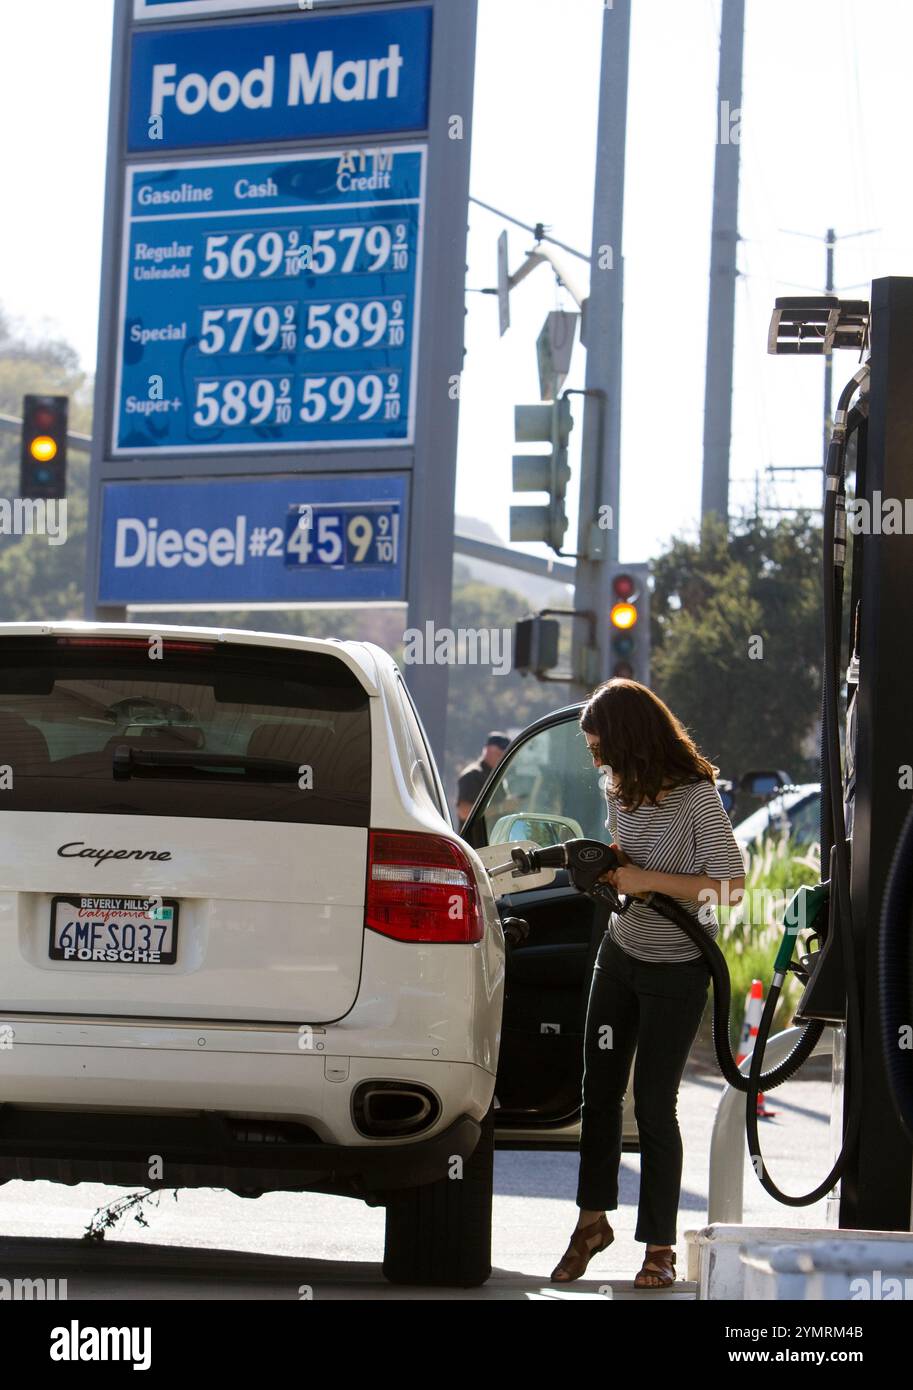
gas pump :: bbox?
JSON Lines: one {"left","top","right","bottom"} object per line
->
{"left": 774, "top": 283, "right": 913, "bottom": 1231}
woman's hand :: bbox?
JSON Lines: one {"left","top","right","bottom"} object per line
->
{"left": 608, "top": 842, "right": 630, "bottom": 867}
{"left": 599, "top": 861, "right": 652, "bottom": 899}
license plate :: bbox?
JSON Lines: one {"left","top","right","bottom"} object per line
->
{"left": 49, "top": 896, "right": 179, "bottom": 965}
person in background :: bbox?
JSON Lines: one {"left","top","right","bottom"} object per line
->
{"left": 455, "top": 732, "right": 511, "bottom": 829}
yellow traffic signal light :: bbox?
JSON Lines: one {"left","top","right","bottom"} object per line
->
{"left": 29, "top": 435, "right": 58, "bottom": 463}
{"left": 610, "top": 601, "right": 637, "bottom": 631}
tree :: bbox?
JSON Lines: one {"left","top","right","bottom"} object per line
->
{"left": 649, "top": 512, "right": 822, "bottom": 782}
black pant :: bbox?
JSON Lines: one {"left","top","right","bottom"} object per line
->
{"left": 575, "top": 931, "right": 711, "bottom": 1244}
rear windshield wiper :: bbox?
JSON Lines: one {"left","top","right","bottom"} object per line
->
{"left": 112, "top": 744, "right": 303, "bottom": 782}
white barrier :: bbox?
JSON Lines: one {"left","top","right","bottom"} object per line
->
{"left": 742, "top": 1238, "right": 913, "bottom": 1300}
{"left": 707, "top": 1026, "right": 835, "bottom": 1225}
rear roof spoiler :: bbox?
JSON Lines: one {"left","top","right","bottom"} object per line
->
{"left": 0, "top": 621, "right": 380, "bottom": 698}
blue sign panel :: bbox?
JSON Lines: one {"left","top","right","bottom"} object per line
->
{"left": 135, "top": 2, "right": 305, "bottom": 16}
{"left": 128, "top": 7, "right": 432, "bottom": 150}
{"left": 99, "top": 473, "right": 409, "bottom": 604}
{"left": 114, "top": 145, "right": 425, "bottom": 455}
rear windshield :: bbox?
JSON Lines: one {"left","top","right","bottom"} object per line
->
{"left": 0, "top": 636, "right": 370, "bottom": 825}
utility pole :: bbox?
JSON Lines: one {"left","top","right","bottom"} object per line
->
{"left": 570, "top": 0, "right": 631, "bottom": 695}
{"left": 700, "top": 0, "right": 745, "bottom": 529}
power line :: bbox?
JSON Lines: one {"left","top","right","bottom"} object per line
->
{"left": 468, "top": 195, "right": 590, "bottom": 264}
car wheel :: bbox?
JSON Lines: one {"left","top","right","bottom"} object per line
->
{"left": 382, "top": 1103, "right": 494, "bottom": 1288}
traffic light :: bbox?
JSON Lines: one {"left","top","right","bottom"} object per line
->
{"left": 609, "top": 564, "right": 651, "bottom": 683}
{"left": 20, "top": 394, "right": 68, "bottom": 499}
{"left": 510, "top": 395, "right": 573, "bottom": 553}
{"left": 514, "top": 614, "right": 560, "bottom": 677}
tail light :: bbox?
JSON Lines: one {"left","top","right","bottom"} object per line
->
{"left": 366, "top": 830, "right": 484, "bottom": 943}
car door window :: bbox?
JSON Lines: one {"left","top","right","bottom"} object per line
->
{"left": 467, "top": 715, "right": 608, "bottom": 847}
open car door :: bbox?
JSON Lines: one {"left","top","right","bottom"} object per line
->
{"left": 461, "top": 704, "right": 638, "bottom": 1149}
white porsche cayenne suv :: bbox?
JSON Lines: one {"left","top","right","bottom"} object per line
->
{"left": 0, "top": 621, "right": 641, "bottom": 1288}
{"left": 0, "top": 622, "right": 506, "bottom": 1286}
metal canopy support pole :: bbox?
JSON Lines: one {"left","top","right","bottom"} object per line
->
{"left": 841, "top": 275, "right": 913, "bottom": 1231}
{"left": 87, "top": 0, "right": 131, "bottom": 625}
{"left": 700, "top": 0, "right": 745, "bottom": 528}
{"left": 570, "top": 0, "right": 631, "bottom": 695}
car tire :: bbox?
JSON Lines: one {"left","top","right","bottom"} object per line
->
{"left": 382, "top": 1103, "right": 494, "bottom": 1288}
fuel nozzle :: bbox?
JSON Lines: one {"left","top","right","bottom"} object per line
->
{"left": 508, "top": 843, "right": 570, "bottom": 874}
{"left": 510, "top": 838, "right": 625, "bottom": 910}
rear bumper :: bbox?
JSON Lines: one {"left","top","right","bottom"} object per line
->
{"left": 0, "top": 1016, "right": 494, "bottom": 1199}
{"left": 0, "top": 1106, "right": 482, "bottom": 1201}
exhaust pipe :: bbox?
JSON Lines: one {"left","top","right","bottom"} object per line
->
{"left": 352, "top": 1081, "right": 440, "bottom": 1138}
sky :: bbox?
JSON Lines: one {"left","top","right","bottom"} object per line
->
{"left": 0, "top": 0, "right": 906, "bottom": 564}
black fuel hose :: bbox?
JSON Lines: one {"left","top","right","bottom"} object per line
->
{"left": 642, "top": 889, "right": 823, "bottom": 1093}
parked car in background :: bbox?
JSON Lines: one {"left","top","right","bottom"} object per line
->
{"left": 732, "top": 783, "right": 821, "bottom": 854}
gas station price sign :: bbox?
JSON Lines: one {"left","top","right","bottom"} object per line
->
{"left": 114, "top": 145, "right": 425, "bottom": 454}
{"left": 98, "top": 473, "right": 409, "bottom": 605}
{"left": 284, "top": 501, "right": 400, "bottom": 570}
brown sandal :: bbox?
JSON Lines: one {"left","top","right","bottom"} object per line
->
{"left": 634, "top": 1246, "right": 676, "bottom": 1289}
{"left": 550, "top": 1214, "right": 614, "bottom": 1282}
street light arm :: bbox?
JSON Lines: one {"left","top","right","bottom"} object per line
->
{"left": 507, "top": 246, "right": 588, "bottom": 310}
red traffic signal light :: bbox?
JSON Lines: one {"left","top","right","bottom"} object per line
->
{"left": 20, "top": 394, "right": 68, "bottom": 499}
{"left": 612, "top": 572, "right": 637, "bottom": 601}
{"left": 31, "top": 404, "right": 58, "bottom": 433}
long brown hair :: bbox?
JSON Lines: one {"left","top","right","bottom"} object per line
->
{"left": 580, "top": 678, "right": 718, "bottom": 811}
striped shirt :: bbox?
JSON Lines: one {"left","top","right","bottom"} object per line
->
{"left": 605, "top": 778, "right": 747, "bottom": 962}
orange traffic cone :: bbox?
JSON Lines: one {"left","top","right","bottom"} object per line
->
{"left": 736, "top": 979, "right": 775, "bottom": 1118}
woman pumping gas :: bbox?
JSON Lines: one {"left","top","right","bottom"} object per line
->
{"left": 550, "top": 678, "right": 746, "bottom": 1288}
